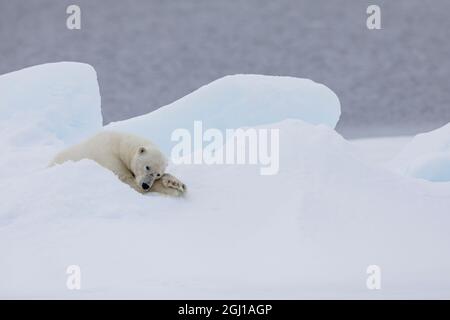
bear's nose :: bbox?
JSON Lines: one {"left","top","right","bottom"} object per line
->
{"left": 141, "top": 183, "right": 150, "bottom": 190}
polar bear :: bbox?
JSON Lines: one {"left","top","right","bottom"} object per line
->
{"left": 51, "top": 131, "right": 186, "bottom": 196}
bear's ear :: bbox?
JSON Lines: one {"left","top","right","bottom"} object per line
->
{"left": 138, "top": 147, "right": 146, "bottom": 154}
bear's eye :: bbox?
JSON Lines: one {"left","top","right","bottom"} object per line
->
{"left": 145, "top": 166, "right": 150, "bottom": 171}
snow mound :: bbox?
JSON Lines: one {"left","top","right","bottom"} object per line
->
{"left": 0, "top": 62, "right": 102, "bottom": 181}
{"left": 0, "top": 62, "right": 101, "bottom": 147}
{"left": 2, "top": 118, "right": 450, "bottom": 298}
{"left": 107, "top": 75, "right": 341, "bottom": 154}
{"left": 1, "top": 64, "right": 450, "bottom": 298}
{"left": 390, "top": 123, "right": 450, "bottom": 181}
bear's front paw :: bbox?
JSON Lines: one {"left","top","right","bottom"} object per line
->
{"left": 161, "top": 174, "right": 186, "bottom": 194}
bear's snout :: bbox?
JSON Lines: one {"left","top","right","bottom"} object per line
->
{"left": 141, "top": 183, "right": 150, "bottom": 190}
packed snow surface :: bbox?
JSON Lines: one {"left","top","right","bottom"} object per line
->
{"left": 390, "top": 123, "right": 450, "bottom": 182}
{"left": 0, "top": 62, "right": 101, "bottom": 147}
{"left": 107, "top": 74, "right": 341, "bottom": 154}
{"left": 1, "top": 63, "right": 450, "bottom": 299}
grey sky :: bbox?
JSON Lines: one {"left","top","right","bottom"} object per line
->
{"left": 1, "top": 0, "right": 449, "bottom": 138}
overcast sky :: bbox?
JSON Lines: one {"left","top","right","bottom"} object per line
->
{"left": 1, "top": 0, "right": 449, "bottom": 138}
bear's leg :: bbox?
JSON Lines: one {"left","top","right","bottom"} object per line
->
{"left": 150, "top": 173, "right": 186, "bottom": 196}
{"left": 108, "top": 159, "right": 143, "bottom": 193}
{"left": 119, "top": 174, "right": 144, "bottom": 194}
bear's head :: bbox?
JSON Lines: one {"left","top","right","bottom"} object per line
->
{"left": 131, "top": 146, "right": 168, "bottom": 192}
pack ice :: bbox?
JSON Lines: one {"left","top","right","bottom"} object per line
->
{"left": 1, "top": 62, "right": 450, "bottom": 299}
{"left": 107, "top": 74, "right": 341, "bottom": 154}
{"left": 390, "top": 123, "right": 450, "bottom": 182}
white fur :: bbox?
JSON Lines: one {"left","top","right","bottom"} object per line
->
{"left": 51, "top": 131, "right": 186, "bottom": 196}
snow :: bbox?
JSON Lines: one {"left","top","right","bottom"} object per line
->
{"left": 1, "top": 63, "right": 450, "bottom": 299}
{"left": 0, "top": 62, "right": 102, "bottom": 182}
{"left": 107, "top": 74, "right": 341, "bottom": 155}
{"left": 390, "top": 123, "right": 450, "bottom": 182}
{"left": 350, "top": 136, "right": 412, "bottom": 164}
{"left": 0, "top": 62, "right": 101, "bottom": 147}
